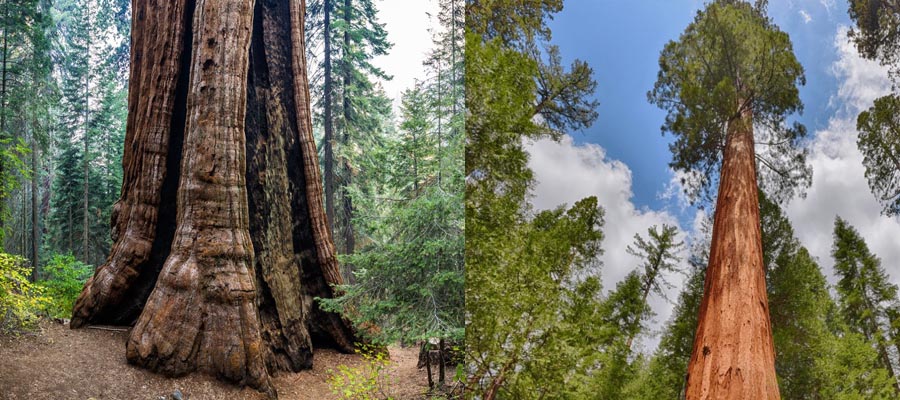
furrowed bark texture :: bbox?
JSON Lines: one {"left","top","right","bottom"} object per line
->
{"left": 71, "top": 0, "right": 192, "bottom": 328}
{"left": 124, "top": 0, "right": 272, "bottom": 392}
{"left": 288, "top": 0, "right": 357, "bottom": 353}
{"left": 245, "top": 0, "right": 356, "bottom": 372}
{"left": 685, "top": 108, "right": 780, "bottom": 399}
{"left": 71, "top": 0, "right": 358, "bottom": 395}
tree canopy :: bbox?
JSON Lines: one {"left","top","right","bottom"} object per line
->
{"left": 649, "top": 0, "right": 810, "bottom": 203}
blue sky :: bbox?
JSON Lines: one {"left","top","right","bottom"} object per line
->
{"left": 545, "top": 0, "right": 849, "bottom": 226}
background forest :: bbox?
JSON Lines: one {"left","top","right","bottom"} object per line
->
{"left": 0, "top": 0, "right": 464, "bottom": 395}
{"left": 467, "top": 0, "right": 900, "bottom": 399}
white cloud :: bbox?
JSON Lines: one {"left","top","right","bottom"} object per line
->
{"left": 799, "top": 9, "right": 812, "bottom": 24}
{"left": 526, "top": 135, "right": 689, "bottom": 352}
{"left": 372, "top": 0, "right": 439, "bottom": 112}
{"left": 785, "top": 27, "right": 900, "bottom": 286}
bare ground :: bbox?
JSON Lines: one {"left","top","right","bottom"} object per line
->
{"left": 0, "top": 320, "right": 436, "bottom": 400}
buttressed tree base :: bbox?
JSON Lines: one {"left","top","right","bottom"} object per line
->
{"left": 70, "top": 0, "right": 358, "bottom": 396}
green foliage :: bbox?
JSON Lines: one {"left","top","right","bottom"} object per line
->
{"left": 832, "top": 216, "right": 900, "bottom": 383}
{"left": 649, "top": 0, "right": 809, "bottom": 204}
{"left": 305, "top": 0, "right": 394, "bottom": 255}
{"left": 856, "top": 94, "right": 900, "bottom": 216}
{"left": 815, "top": 326, "right": 899, "bottom": 400}
{"left": 38, "top": 253, "right": 91, "bottom": 318}
{"left": 45, "top": 0, "right": 127, "bottom": 265}
{"left": 848, "top": 2, "right": 900, "bottom": 217}
{"left": 0, "top": 0, "right": 56, "bottom": 244}
{"left": 466, "top": 196, "right": 605, "bottom": 398}
{"left": 327, "top": 345, "right": 397, "bottom": 400}
{"left": 322, "top": 185, "right": 464, "bottom": 345}
{"left": 848, "top": 0, "right": 900, "bottom": 80}
{"left": 318, "top": 3, "right": 465, "bottom": 378}
{"left": 534, "top": 45, "right": 599, "bottom": 134}
{"left": 466, "top": 0, "right": 562, "bottom": 45}
{"left": 626, "top": 217, "right": 710, "bottom": 400}
{"left": 465, "top": 32, "right": 539, "bottom": 202}
{"left": 0, "top": 253, "right": 48, "bottom": 334}
{"left": 627, "top": 224, "right": 684, "bottom": 303}
{"left": 465, "top": 1, "right": 605, "bottom": 397}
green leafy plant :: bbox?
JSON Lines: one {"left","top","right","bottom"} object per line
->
{"left": 327, "top": 345, "right": 397, "bottom": 400}
{"left": 39, "top": 254, "right": 92, "bottom": 318}
{"left": 0, "top": 253, "right": 49, "bottom": 334}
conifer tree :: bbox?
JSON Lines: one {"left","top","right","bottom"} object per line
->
{"left": 306, "top": 0, "right": 392, "bottom": 264}
{"left": 623, "top": 224, "right": 684, "bottom": 349}
{"left": 832, "top": 216, "right": 900, "bottom": 392}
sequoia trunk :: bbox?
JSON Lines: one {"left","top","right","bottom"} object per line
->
{"left": 684, "top": 107, "right": 780, "bottom": 399}
{"left": 71, "top": 0, "right": 358, "bottom": 396}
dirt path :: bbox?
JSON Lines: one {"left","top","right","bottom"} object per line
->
{"left": 0, "top": 320, "right": 433, "bottom": 399}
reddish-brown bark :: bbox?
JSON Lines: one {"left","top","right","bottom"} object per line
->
{"left": 685, "top": 108, "right": 780, "bottom": 399}
{"left": 71, "top": 0, "right": 358, "bottom": 396}
{"left": 71, "top": 0, "right": 193, "bottom": 328}
{"left": 125, "top": 0, "right": 273, "bottom": 393}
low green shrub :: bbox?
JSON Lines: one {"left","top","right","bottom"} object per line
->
{"left": 39, "top": 254, "right": 92, "bottom": 318}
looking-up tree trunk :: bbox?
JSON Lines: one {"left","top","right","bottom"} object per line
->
{"left": 71, "top": 0, "right": 358, "bottom": 396}
{"left": 685, "top": 106, "right": 780, "bottom": 398}
{"left": 649, "top": 3, "right": 809, "bottom": 398}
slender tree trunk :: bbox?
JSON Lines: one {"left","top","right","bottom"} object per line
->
{"left": 625, "top": 274, "right": 654, "bottom": 351}
{"left": 68, "top": 204, "right": 73, "bottom": 252}
{"left": 30, "top": 129, "right": 38, "bottom": 279}
{"left": 20, "top": 160, "right": 26, "bottom": 256}
{"left": 73, "top": 1, "right": 359, "bottom": 396}
{"left": 340, "top": 0, "right": 354, "bottom": 282}
{"left": 685, "top": 105, "right": 780, "bottom": 399}
{"left": 438, "top": 338, "right": 446, "bottom": 385}
{"left": 0, "top": 1, "right": 9, "bottom": 236}
{"left": 860, "top": 290, "right": 900, "bottom": 392}
{"left": 437, "top": 64, "right": 442, "bottom": 187}
{"left": 41, "top": 127, "right": 51, "bottom": 236}
{"left": 424, "top": 342, "right": 434, "bottom": 390}
{"left": 450, "top": 0, "right": 457, "bottom": 118}
{"left": 413, "top": 129, "right": 418, "bottom": 193}
{"left": 322, "top": 0, "right": 336, "bottom": 235}
{"left": 83, "top": 1, "right": 91, "bottom": 265}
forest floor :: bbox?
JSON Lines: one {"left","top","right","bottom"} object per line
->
{"left": 0, "top": 320, "right": 441, "bottom": 400}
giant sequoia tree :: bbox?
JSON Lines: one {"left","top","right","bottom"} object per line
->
{"left": 69, "top": 0, "right": 358, "bottom": 396}
{"left": 649, "top": 1, "right": 809, "bottom": 398}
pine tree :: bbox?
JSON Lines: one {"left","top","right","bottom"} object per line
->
{"left": 832, "top": 216, "right": 900, "bottom": 392}
{"left": 306, "top": 0, "right": 393, "bottom": 265}
{"left": 47, "top": 0, "right": 127, "bottom": 265}
{"left": 0, "top": 0, "right": 51, "bottom": 246}
{"left": 625, "top": 216, "right": 711, "bottom": 400}
{"left": 623, "top": 224, "right": 684, "bottom": 349}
